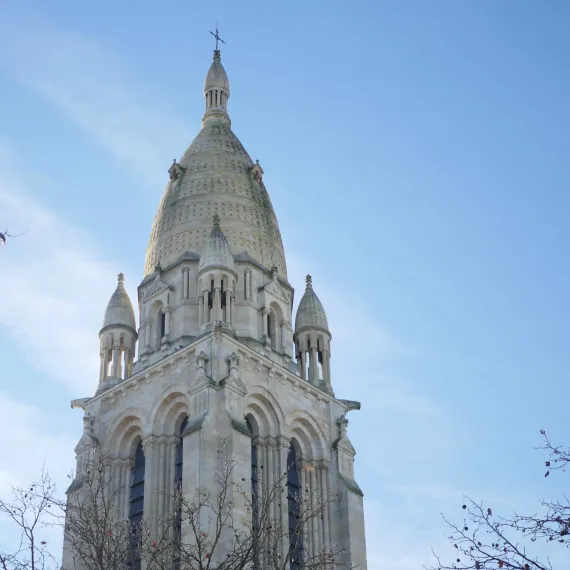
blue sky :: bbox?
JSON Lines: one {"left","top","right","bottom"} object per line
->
{"left": 1, "top": 1, "right": 569, "bottom": 568}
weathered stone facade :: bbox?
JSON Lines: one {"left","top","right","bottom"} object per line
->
{"left": 63, "top": 47, "right": 367, "bottom": 570}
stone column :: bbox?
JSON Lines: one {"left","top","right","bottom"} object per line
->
{"left": 266, "top": 438, "right": 275, "bottom": 522}
{"left": 278, "top": 437, "right": 291, "bottom": 561}
{"left": 157, "top": 438, "right": 167, "bottom": 537}
{"left": 309, "top": 347, "right": 318, "bottom": 383}
{"left": 145, "top": 321, "right": 152, "bottom": 352}
{"left": 213, "top": 287, "right": 221, "bottom": 321}
{"left": 164, "top": 311, "right": 171, "bottom": 338}
{"left": 203, "top": 292, "right": 210, "bottom": 324}
{"left": 125, "top": 349, "right": 134, "bottom": 378}
{"left": 182, "top": 268, "right": 190, "bottom": 300}
{"left": 230, "top": 295, "right": 235, "bottom": 325}
{"left": 299, "top": 350, "right": 307, "bottom": 380}
{"left": 123, "top": 459, "right": 134, "bottom": 519}
{"left": 309, "top": 461, "right": 318, "bottom": 560}
{"left": 142, "top": 436, "right": 157, "bottom": 537}
{"left": 225, "top": 291, "right": 231, "bottom": 323}
{"left": 99, "top": 350, "right": 106, "bottom": 381}
{"left": 198, "top": 294, "right": 204, "bottom": 325}
{"left": 325, "top": 462, "right": 333, "bottom": 551}
{"left": 280, "top": 321, "right": 287, "bottom": 353}
{"left": 298, "top": 460, "right": 309, "bottom": 557}
{"left": 113, "top": 459, "right": 121, "bottom": 507}
{"left": 167, "top": 436, "right": 178, "bottom": 542}
{"left": 138, "top": 325, "right": 146, "bottom": 356}
{"left": 262, "top": 308, "right": 269, "bottom": 342}
{"left": 319, "top": 461, "right": 330, "bottom": 555}
{"left": 111, "top": 344, "right": 120, "bottom": 378}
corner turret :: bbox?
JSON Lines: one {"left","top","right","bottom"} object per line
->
{"left": 97, "top": 273, "right": 137, "bottom": 393}
{"left": 294, "top": 275, "right": 333, "bottom": 393}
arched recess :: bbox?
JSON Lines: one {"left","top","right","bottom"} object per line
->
{"left": 286, "top": 410, "right": 328, "bottom": 461}
{"left": 153, "top": 300, "right": 165, "bottom": 348}
{"left": 149, "top": 385, "right": 190, "bottom": 436}
{"left": 244, "top": 386, "right": 285, "bottom": 437}
{"left": 268, "top": 302, "right": 284, "bottom": 351}
{"left": 105, "top": 409, "right": 147, "bottom": 458}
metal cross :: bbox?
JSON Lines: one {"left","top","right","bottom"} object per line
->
{"left": 209, "top": 27, "right": 225, "bottom": 50}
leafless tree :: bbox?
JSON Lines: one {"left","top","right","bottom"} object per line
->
{"left": 0, "top": 469, "right": 59, "bottom": 570}
{"left": 62, "top": 441, "right": 142, "bottom": 570}
{"left": 430, "top": 431, "right": 569, "bottom": 570}
{"left": 1, "top": 438, "right": 353, "bottom": 570}
{"left": 0, "top": 230, "right": 27, "bottom": 248}
{"left": 143, "top": 439, "right": 354, "bottom": 570}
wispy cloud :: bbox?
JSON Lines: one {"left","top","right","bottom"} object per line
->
{"left": 0, "top": 138, "right": 133, "bottom": 395}
{"left": 0, "top": 18, "right": 188, "bottom": 186}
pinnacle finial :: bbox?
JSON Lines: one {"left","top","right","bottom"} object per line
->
{"left": 118, "top": 273, "right": 125, "bottom": 284}
{"left": 212, "top": 214, "right": 221, "bottom": 230}
{"left": 305, "top": 274, "right": 312, "bottom": 288}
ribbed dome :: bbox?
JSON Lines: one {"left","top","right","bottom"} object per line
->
{"left": 101, "top": 274, "right": 136, "bottom": 332}
{"left": 204, "top": 50, "right": 230, "bottom": 96}
{"left": 144, "top": 50, "right": 287, "bottom": 278}
{"left": 199, "top": 215, "right": 235, "bottom": 274}
{"left": 295, "top": 275, "right": 329, "bottom": 334}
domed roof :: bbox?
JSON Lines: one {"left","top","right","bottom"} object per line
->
{"left": 144, "top": 50, "right": 287, "bottom": 278}
{"left": 101, "top": 274, "right": 136, "bottom": 333}
{"left": 204, "top": 50, "right": 230, "bottom": 96}
{"left": 199, "top": 215, "right": 235, "bottom": 274}
{"left": 295, "top": 275, "right": 329, "bottom": 334}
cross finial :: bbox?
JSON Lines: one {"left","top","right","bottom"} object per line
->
{"left": 209, "top": 26, "right": 225, "bottom": 51}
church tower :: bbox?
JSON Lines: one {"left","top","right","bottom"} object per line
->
{"left": 64, "top": 43, "right": 367, "bottom": 570}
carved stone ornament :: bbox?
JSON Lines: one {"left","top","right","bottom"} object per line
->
{"left": 143, "top": 276, "right": 171, "bottom": 301}
{"left": 226, "top": 352, "right": 246, "bottom": 391}
{"left": 191, "top": 351, "right": 209, "bottom": 388}
{"left": 168, "top": 159, "right": 184, "bottom": 181}
{"left": 250, "top": 160, "right": 264, "bottom": 183}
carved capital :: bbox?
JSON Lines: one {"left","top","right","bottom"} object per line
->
{"left": 142, "top": 435, "right": 158, "bottom": 451}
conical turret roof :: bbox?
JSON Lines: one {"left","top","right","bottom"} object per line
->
{"left": 295, "top": 275, "right": 329, "bottom": 334}
{"left": 204, "top": 50, "right": 230, "bottom": 97}
{"left": 198, "top": 215, "right": 235, "bottom": 274}
{"left": 101, "top": 274, "right": 136, "bottom": 333}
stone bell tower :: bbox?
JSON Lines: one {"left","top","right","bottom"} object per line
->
{"left": 63, "top": 42, "right": 367, "bottom": 570}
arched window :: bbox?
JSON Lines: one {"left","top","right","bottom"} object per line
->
{"left": 129, "top": 441, "right": 145, "bottom": 570}
{"left": 287, "top": 444, "right": 303, "bottom": 570}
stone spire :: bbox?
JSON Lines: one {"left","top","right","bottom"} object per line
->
{"left": 198, "top": 215, "right": 236, "bottom": 275}
{"left": 203, "top": 48, "right": 230, "bottom": 125}
{"left": 295, "top": 275, "right": 330, "bottom": 334}
{"left": 101, "top": 273, "right": 136, "bottom": 333}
